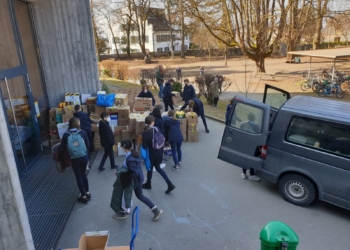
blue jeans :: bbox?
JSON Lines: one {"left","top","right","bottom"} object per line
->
{"left": 199, "top": 109, "right": 208, "bottom": 130}
{"left": 170, "top": 140, "right": 182, "bottom": 166}
{"left": 71, "top": 156, "right": 89, "bottom": 196}
{"left": 146, "top": 155, "right": 171, "bottom": 184}
{"left": 157, "top": 83, "right": 164, "bottom": 98}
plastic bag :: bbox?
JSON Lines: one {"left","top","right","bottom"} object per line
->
{"left": 96, "top": 93, "right": 115, "bottom": 107}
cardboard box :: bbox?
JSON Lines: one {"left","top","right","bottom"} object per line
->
{"left": 179, "top": 118, "right": 187, "bottom": 131}
{"left": 186, "top": 112, "right": 198, "bottom": 125}
{"left": 65, "top": 93, "right": 81, "bottom": 105}
{"left": 115, "top": 93, "right": 128, "bottom": 106}
{"left": 49, "top": 108, "right": 56, "bottom": 118}
{"left": 56, "top": 107, "right": 64, "bottom": 114}
{"left": 4, "top": 96, "right": 27, "bottom": 109}
{"left": 92, "top": 123, "right": 99, "bottom": 132}
{"left": 118, "top": 118, "right": 130, "bottom": 126}
{"left": 62, "top": 113, "right": 74, "bottom": 123}
{"left": 64, "top": 105, "right": 75, "bottom": 115}
{"left": 90, "top": 114, "right": 100, "bottom": 123}
{"left": 114, "top": 126, "right": 127, "bottom": 136}
{"left": 88, "top": 104, "right": 95, "bottom": 114}
{"left": 50, "top": 139, "right": 61, "bottom": 148}
{"left": 129, "top": 118, "right": 136, "bottom": 132}
{"left": 57, "top": 122, "right": 69, "bottom": 138}
{"left": 181, "top": 130, "right": 187, "bottom": 142}
{"left": 78, "top": 231, "right": 108, "bottom": 250}
{"left": 81, "top": 105, "right": 88, "bottom": 113}
{"left": 114, "top": 134, "right": 122, "bottom": 145}
{"left": 135, "top": 118, "right": 145, "bottom": 135}
{"left": 86, "top": 97, "right": 97, "bottom": 105}
{"left": 187, "top": 129, "right": 198, "bottom": 142}
{"left": 134, "top": 97, "right": 152, "bottom": 111}
{"left": 122, "top": 130, "right": 131, "bottom": 140}
{"left": 81, "top": 94, "right": 91, "bottom": 104}
{"left": 94, "top": 106, "right": 106, "bottom": 115}
{"left": 187, "top": 123, "right": 198, "bottom": 131}
{"left": 172, "top": 91, "right": 182, "bottom": 104}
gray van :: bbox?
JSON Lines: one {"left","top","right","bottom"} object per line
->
{"left": 218, "top": 85, "right": 350, "bottom": 209}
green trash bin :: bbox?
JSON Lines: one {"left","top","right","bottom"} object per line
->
{"left": 260, "top": 221, "right": 299, "bottom": 250}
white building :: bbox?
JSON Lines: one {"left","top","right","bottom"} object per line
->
{"left": 108, "top": 8, "right": 190, "bottom": 54}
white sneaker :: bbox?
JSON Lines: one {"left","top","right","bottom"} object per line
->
{"left": 241, "top": 173, "right": 247, "bottom": 179}
{"left": 249, "top": 175, "right": 261, "bottom": 181}
{"left": 178, "top": 161, "right": 182, "bottom": 167}
{"left": 153, "top": 163, "right": 166, "bottom": 172}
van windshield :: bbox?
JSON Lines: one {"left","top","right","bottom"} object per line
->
{"left": 264, "top": 87, "right": 289, "bottom": 109}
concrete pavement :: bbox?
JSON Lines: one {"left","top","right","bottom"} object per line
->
{"left": 57, "top": 119, "right": 350, "bottom": 250}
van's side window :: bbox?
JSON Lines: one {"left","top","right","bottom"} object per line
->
{"left": 230, "top": 103, "right": 264, "bottom": 134}
{"left": 286, "top": 116, "right": 350, "bottom": 158}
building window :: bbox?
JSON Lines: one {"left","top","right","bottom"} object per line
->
{"left": 164, "top": 47, "right": 170, "bottom": 52}
{"left": 131, "top": 36, "right": 139, "bottom": 44}
{"left": 120, "top": 36, "right": 127, "bottom": 44}
{"left": 230, "top": 103, "right": 264, "bottom": 134}
{"left": 157, "top": 48, "right": 163, "bottom": 52}
{"left": 113, "top": 37, "right": 120, "bottom": 43}
{"left": 156, "top": 34, "right": 175, "bottom": 42}
{"left": 286, "top": 116, "right": 350, "bottom": 158}
{"left": 145, "top": 36, "right": 149, "bottom": 43}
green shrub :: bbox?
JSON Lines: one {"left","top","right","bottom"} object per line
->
{"left": 172, "top": 82, "right": 183, "bottom": 95}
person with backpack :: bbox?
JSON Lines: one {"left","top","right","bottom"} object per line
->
{"left": 61, "top": 118, "right": 90, "bottom": 203}
{"left": 113, "top": 139, "right": 163, "bottom": 221}
{"left": 141, "top": 115, "right": 175, "bottom": 194}
{"left": 164, "top": 110, "right": 183, "bottom": 171}
{"left": 186, "top": 98, "right": 210, "bottom": 133}
{"left": 162, "top": 79, "right": 175, "bottom": 112}
{"left": 98, "top": 112, "right": 118, "bottom": 172}
{"left": 151, "top": 107, "right": 165, "bottom": 136}
{"left": 73, "top": 105, "right": 96, "bottom": 160}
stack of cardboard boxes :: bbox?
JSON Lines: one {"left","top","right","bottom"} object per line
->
{"left": 186, "top": 112, "right": 199, "bottom": 142}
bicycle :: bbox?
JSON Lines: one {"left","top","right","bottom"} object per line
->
{"left": 317, "top": 82, "right": 345, "bottom": 99}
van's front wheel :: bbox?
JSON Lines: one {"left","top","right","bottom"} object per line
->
{"left": 279, "top": 174, "right": 316, "bottom": 206}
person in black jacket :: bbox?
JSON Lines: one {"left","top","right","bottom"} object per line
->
{"left": 164, "top": 110, "right": 183, "bottom": 171}
{"left": 188, "top": 98, "right": 210, "bottom": 133}
{"left": 61, "top": 118, "right": 91, "bottom": 203}
{"left": 137, "top": 85, "right": 155, "bottom": 107}
{"left": 142, "top": 115, "right": 175, "bottom": 194}
{"left": 98, "top": 112, "right": 118, "bottom": 172}
{"left": 182, "top": 79, "right": 196, "bottom": 107}
{"left": 74, "top": 105, "right": 96, "bottom": 157}
{"left": 162, "top": 79, "right": 175, "bottom": 112}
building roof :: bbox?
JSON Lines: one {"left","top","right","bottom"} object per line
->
{"left": 287, "top": 48, "right": 350, "bottom": 59}
{"left": 148, "top": 8, "right": 171, "bottom": 31}
{"left": 283, "top": 95, "right": 350, "bottom": 120}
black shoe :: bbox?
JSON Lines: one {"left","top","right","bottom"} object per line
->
{"left": 78, "top": 196, "right": 88, "bottom": 204}
{"left": 98, "top": 168, "right": 105, "bottom": 172}
{"left": 205, "top": 129, "right": 210, "bottom": 133}
{"left": 171, "top": 165, "right": 179, "bottom": 171}
{"left": 142, "top": 183, "right": 152, "bottom": 189}
{"left": 111, "top": 165, "right": 119, "bottom": 170}
{"left": 165, "top": 182, "right": 175, "bottom": 194}
{"left": 86, "top": 193, "right": 91, "bottom": 201}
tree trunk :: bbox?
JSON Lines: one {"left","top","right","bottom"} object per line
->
{"left": 255, "top": 54, "right": 266, "bottom": 73}
{"left": 208, "top": 48, "right": 211, "bottom": 61}
{"left": 166, "top": 0, "right": 174, "bottom": 59}
{"left": 90, "top": 0, "right": 100, "bottom": 58}
{"left": 224, "top": 46, "right": 227, "bottom": 66}
{"left": 126, "top": 31, "right": 131, "bottom": 59}
{"left": 108, "top": 23, "right": 119, "bottom": 59}
{"left": 180, "top": 0, "right": 185, "bottom": 58}
{"left": 313, "top": 0, "right": 329, "bottom": 50}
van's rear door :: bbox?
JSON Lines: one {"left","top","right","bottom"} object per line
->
{"left": 218, "top": 96, "right": 270, "bottom": 170}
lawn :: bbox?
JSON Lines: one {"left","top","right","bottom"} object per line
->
{"left": 100, "top": 77, "right": 227, "bottom": 122}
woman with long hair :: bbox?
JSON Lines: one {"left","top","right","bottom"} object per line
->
{"left": 61, "top": 118, "right": 91, "bottom": 203}
{"left": 141, "top": 115, "right": 175, "bottom": 194}
{"left": 115, "top": 139, "right": 163, "bottom": 221}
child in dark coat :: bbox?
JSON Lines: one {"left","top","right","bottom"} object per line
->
{"left": 164, "top": 110, "right": 183, "bottom": 171}
{"left": 162, "top": 79, "right": 175, "bottom": 112}
{"left": 137, "top": 85, "right": 155, "bottom": 106}
{"left": 98, "top": 112, "right": 118, "bottom": 171}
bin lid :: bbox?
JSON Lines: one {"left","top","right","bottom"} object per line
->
{"left": 260, "top": 221, "right": 299, "bottom": 247}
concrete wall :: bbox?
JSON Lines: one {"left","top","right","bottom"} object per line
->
{"left": 0, "top": 98, "right": 34, "bottom": 250}
{"left": 31, "top": 0, "right": 100, "bottom": 107}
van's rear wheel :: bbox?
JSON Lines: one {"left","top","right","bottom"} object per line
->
{"left": 279, "top": 174, "right": 316, "bottom": 206}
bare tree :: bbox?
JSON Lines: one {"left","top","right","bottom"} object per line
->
{"left": 235, "top": 56, "right": 261, "bottom": 98}
{"left": 95, "top": 0, "right": 120, "bottom": 59}
{"left": 131, "top": 0, "right": 151, "bottom": 56}
{"left": 313, "top": 0, "right": 330, "bottom": 49}
{"left": 120, "top": 0, "right": 134, "bottom": 58}
{"left": 165, "top": 0, "right": 175, "bottom": 59}
{"left": 179, "top": 0, "right": 185, "bottom": 58}
{"left": 191, "top": 24, "right": 218, "bottom": 61}
{"left": 188, "top": 0, "right": 287, "bottom": 73}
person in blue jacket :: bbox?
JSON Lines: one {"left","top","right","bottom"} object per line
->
{"left": 182, "top": 79, "right": 196, "bottom": 106}
{"left": 98, "top": 112, "right": 118, "bottom": 172}
{"left": 188, "top": 98, "right": 210, "bottom": 133}
{"left": 225, "top": 99, "right": 234, "bottom": 126}
{"left": 142, "top": 115, "right": 175, "bottom": 194}
{"left": 164, "top": 110, "right": 183, "bottom": 171}
{"left": 61, "top": 118, "right": 91, "bottom": 203}
{"left": 117, "top": 139, "right": 163, "bottom": 221}
{"left": 137, "top": 85, "right": 155, "bottom": 107}
{"left": 162, "top": 79, "right": 175, "bottom": 112}
{"left": 74, "top": 105, "right": 96, "bottom": 159}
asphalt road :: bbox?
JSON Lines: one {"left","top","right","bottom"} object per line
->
{"left": 57, "top": 119, "right": 350, "bottom": 250}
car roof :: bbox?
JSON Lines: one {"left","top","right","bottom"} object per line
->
{"left": 283, "top": 95, "right": 350, "bottom": 120}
